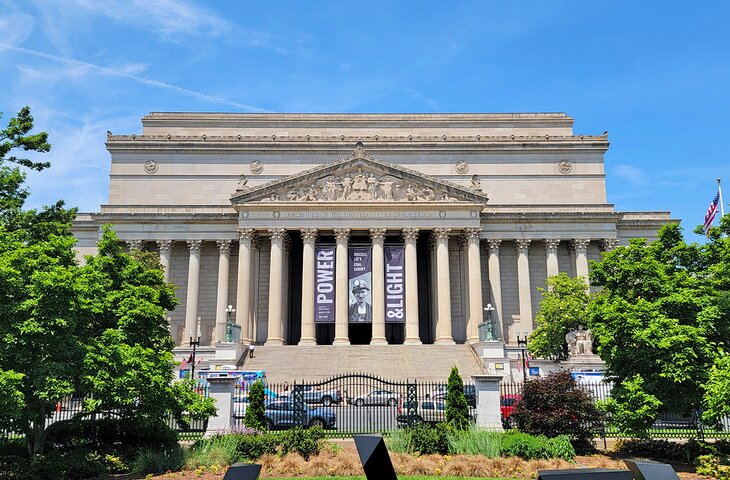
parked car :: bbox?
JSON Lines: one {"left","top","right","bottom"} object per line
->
{"left": 432, "top": 384, "right": 477, "bottom": 408}
{"left": 500, "top": 394, "right": 521, "bottom": 428}
{"left": 349, "top": 389, "right": 399, "bottom": 407}
{"left": 396, "top": 398, "right": 475, "bottom": 426}
{"left": 263, "top": 399, "right": 337, "bottom": 430}
{"left": 300, "top": 386, "right": 343, "bottom": 406}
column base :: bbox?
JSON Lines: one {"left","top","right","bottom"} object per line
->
{"left": 265, "top": 338, "right": 284, "bottom": 346}
{"left": 333, "top": 337, "right": 351, "bottom": 346}
{"left": 467, "top": 336, "right": 480, "bottom": 344}
{"left": 404, "top": 337, "right": 422, "bottom": 345}
{"left": 298, "top": 338, "right": 317, "bottom": 346}
{"left": 370, "top": 337, "right": 388, "bottom": 345}
{"left": 435, "top": 337, "right": 456, "bottom": 345}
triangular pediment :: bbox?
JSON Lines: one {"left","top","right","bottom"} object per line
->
{"left": 230, "top": 142, "right": 489, "bottom": 205}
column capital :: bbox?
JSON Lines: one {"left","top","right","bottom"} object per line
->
{"left": 433, "top": 227, "right": 451, "bottom": 242}
{"left": 402, "top": 227, "right": 419, "bottom": 243}
{"left": 515, "top": 238, "right": 531, "bottom": 254}
{"left": 301, "top": 228, "right": 318, "bottom": 242}
{"left": 464, "top": 227, "right": 482, "bottom": 243}
{"left": 156, "top": 240, "right": 173, "bottom": 252}
{"left": 333, "top": 227, "right": 351, "bottom": 242}
{"left": 544, "top": 238, "right": 561, "bottom": 254}
{"left": 216, "top": 240, "right": 232, "bottom": 254}
{"left": 186, "top": 240, "right": 203, "bottom": 252}
{"left": 369, "top": 227, "right": 387, "bottom": 243}
{"left": 126, "top": 240, "right": 143, "bottom": 251}
{"left": 570, "top": 238, "right": 590, "bottom": 253}
{"left": 487, "top": 238, "right": 502, "bottom": 255}
{"left": 268, "top": 228, "right": 287, "bottom": 243}
{"left": 237, "top": 228, "right": 256, "bottom": 242}
{"left": 600, "top": 238, "right": 619, "bottom": 252}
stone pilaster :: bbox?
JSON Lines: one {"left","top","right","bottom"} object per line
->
{"left": 156, "top": 240, "right": 173, "bottom": 282}
{"left": 333, "top": 228, "right": 351, "bottom": 345}
{"left": 236, "top": 228, "right": 255, "bottom": 343}
{"left": 213, "top": 240, "right": 231, "bottom": 343}
{"left": 487, "top": 239, "right": 503, "bottom": 340}
{"left": 266, "top": 228, "right": 286, "bottom": 345}
{"left": 515, "top": 238, "right": 533, "bottom": 335}
{"left": 544, "top": 238, "right": 561, "bottom": 279}
{"left": 572, "top": 238, "right": 591, "bottom": 285}
{"left": 402, "top": 228, "right": 421, "bottom": 345}
{"left": 370, "top": 228, "right": 388, "bottom": 345}
{"left": 465, "top": 227, "right": 483, "bottom": 344}
{"left": 299, "top": 229, "right": 318, "bottom": 345}
{"left": 434, "top": 228, "right": 455, "bottom": 344}
{"left": 184, "top": 240, "right": 203, "bottom": 341}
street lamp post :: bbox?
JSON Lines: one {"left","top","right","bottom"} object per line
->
{"left": 189, "top": 318, "right": 201, "bottom": 379}
{"left": 516, "top": 332, "right": 528, "bottom": 382}
{"left": 225, "top": 305, "right": 236, "bottom": 342}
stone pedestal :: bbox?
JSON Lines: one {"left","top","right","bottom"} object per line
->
{"left": 475, "top": 341, "right": 513, "bottom": 380}
{"left": 472, "top": 375, "right": 503, "bottom": 430}
{"left": 209, "top": 343, "right": 246, "bottom": 371}
{"left": 204, "top": 375, "right": 237, "bottom": 436}
{"left": 560, "top": 354, "right": 604, "bottom": 372}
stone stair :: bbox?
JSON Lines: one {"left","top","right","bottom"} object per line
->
{"left": 238, "top": 344, "right": 486, "bottom": 383}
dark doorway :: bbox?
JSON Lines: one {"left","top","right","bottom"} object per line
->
{"left": 385, "top": 323, "right": 404, "bottom": 344}
{"left": 416, "top": 231, "right": 434, "bottom": 344}
{"left": 316, "top": 323, "right": 334, "bottom": 345}
{"left": 349, "top": 323, "right": 372, "bottom": 345}
{"left": 286, "top": 232, "right": 303, "bottom": 345}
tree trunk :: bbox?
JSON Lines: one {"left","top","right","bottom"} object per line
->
{"left": 27, "top": 409, "right": 47, "bottom": 456}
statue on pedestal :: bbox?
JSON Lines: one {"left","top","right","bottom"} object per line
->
{"left": 566, "top": 325, "right": 593, "bottom": 356}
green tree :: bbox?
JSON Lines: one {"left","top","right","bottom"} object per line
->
{"left": 598, "top": 374, "right": 661, "bottom": 438}
{"left": 0, "top": 107, "right": 214, "bottom": 455}
{"left": 588, "top": 219, "right": 730, "bottom": 429}
{"left": 529, "top": 273, "right": 591, "bottom": 360}
{"left": 244, "top": 380, "right": 266, "bottom": 430}
{"left": 445, "top": 366, "right": 470, "bottom": 430}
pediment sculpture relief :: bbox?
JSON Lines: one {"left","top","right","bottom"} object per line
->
{"left": 262, "top": 169, "right": 461, "bottom": 203}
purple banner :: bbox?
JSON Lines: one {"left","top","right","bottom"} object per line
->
{"left": 348, "top": 246, "right": 372, "bottom": 323}
{"left": 384, "top": 246, "right": 406, "bottom": 323}
{"left": 315, "top": 245, "right": 336, "bottom": 323}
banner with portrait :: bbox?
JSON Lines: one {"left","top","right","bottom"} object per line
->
{"left": 348, "top": 246, "right": 372, "bottom": 323}
{"left": 314, "top": 245, "right": 336, "bottom": 323}
{"left": 384, "top": 246, "right": 406, "bottom": 323}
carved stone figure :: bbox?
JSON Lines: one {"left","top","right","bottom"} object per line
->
{"left": 406, "top": 184, "right": 418, "bottom": 201}
{"left": 566, "top": 325, "right": 593, "bottom": 355}
{"left": 341, "top": 175, "right": 353, "bottom": 199}
{"left": 367, "top": 174, "right": 378, "bottom": 199}
{"left": 323, "top": 177, "right": 340, "bottom": 200}
{"left": 470, "top": 174, "right": 482, "bottom": 192}
{"left": 237, "top": 174, "right": 248, "bottom": 190}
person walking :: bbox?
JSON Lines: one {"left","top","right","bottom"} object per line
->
{"left": 248, "top": 342, "right": 255, "bottom": 358}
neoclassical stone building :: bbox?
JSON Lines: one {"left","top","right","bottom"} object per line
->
{"left": 73, "top": 113, "right": 670, "bottom": 355}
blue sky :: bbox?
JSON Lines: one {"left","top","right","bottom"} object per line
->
{"left": 1, "top": 0, "right": 729, "bottom": 242}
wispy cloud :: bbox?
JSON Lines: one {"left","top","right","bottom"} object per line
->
{"left": 1, "top": 44, "right": 271, "bottom": 112}
{"left": 612, "top": 164, "right": 649, "bottom": 186}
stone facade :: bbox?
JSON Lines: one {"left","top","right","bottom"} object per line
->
{"left": 73, "top": 113, "right": 673, "bottom": 350}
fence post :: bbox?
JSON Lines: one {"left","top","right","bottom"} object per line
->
{"left": 472, "top": 375, "right": 504, "bottom": 429}
{"left": 406, "top": 382, "right": 417, "bottom": 428}
{"left": 293, "top": 384, "right": 306, "bottom": 428}
{"left": 204, "top": 375, "right": 236, "bottom": 436}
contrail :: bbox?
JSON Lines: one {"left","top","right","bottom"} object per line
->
{"left": 1, "top": 43, "right": 272, "bottom": 113}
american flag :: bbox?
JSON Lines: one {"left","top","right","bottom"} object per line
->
{"left": 704, "top": 192, "right": 720, "bottom": 235}
{"left": 180, "top": 354, "right": 193, "bottom": 369}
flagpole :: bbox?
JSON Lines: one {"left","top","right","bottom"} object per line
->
{"left": 719, "top": 177, "right": 726, "bottom": 217}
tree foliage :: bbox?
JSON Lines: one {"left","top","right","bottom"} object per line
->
{"left": 244, "top": 380, "right": 266, "bottom": 430}
{"left": 445, "top": 366, "right": 470, "bottom": 430}
{"left": 598, "top": 374, "right": 661, "bottom": 438}
{"left": 529, "top": 273, "right": 591, "bottom": 360}
{"left": 512, "top": 371, "right": 603, "bottom": 443}
{"left": 0, "top": 107, "right": 214, "bottom": 455}
{"left": 588, "top": 219, "right": 730, "bottom": 428}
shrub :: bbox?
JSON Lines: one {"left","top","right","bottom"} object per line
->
{"left": 696, "top": 454, "right": 730, "bottom": 480}
{"left": 385, "top": 428, "right": 412, "bottom": 454}
{"left": 500, "top": 431, "right": 575, "bottom": 460}
{"left": 598, "top": 374, "right": 661, "bottom": 438}
{"left": 279, "top": 426, "right": 325, "bottom": 459}
{"left": 244, "top": 380, "right": 266, "bottom": 430}
{"left": 445, "top": 366, "right": 470, "bottom": 430}
{"left": 186, "top": 434, "right": 242, "bottom": 468}
{"left": 132, "top": 445, "right": 184, "bottom": 474}
{"left": 410, "top": 422, "right": 451, "bottom": 455}
{"left": 512, "top": 371, "right": 603, "bottom": 442}
{"left": 447, "top": 426, "right": 502, "bottom": 457}
{"left": 614, "top": 438, "right": 717, "bottom": 464}
{"left": 233, "top": 433, "right": 280, "bottom": 460}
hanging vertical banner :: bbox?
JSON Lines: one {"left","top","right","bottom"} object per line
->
{"left": 384, "top": 246, "right": 406, "bottom": 323}
{"left": 348, "top": 246, "right": 372, "bottom": 323}
{"left": 315, "top": 245, "right": 336, "bottom": 323}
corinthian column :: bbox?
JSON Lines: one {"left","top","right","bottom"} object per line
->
{"left": 126, "top": 240, "right": 143, "bottom": 251}
{"left": 516, "top": 238, "right": 533, "bottom": 335}
{"left": 156, "top": 240, "right": 173, "bottom": 281}
{"left": 434, "top": 228, "right": 455, "bottom": 344}
{"left": 402, "top": 228, "right": 421, "bottom": 345}
{"left": 299, "top": 228, "right": 318, "bottom": 345}
{"left": 333, "top": 228, "right": 351, "bottom": 345}
{"left": 572, "top": 238, "right": 591, "bottom": 285}
{"left": 266, "top": 228, "right": 286, "bottom": 345}
{"left": 465, "top": 227, "right": 484, "bottom": 343}
{"left": 370, "top": 228, "right": 387, "bottom": 345}
{"left": 544, "top": 239, "right": 560, "bottom": 279}
{"left": 487, "top": 239, "right": 503, "bottom": 340}
{"left": 184, "top": 240, "right": 203, "bottom": 339}
{"left": 236, "top": 228, "right": 255, "bottom": 343}
{"left": 213, "top": 240, "right": 231, "bottom": 343}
